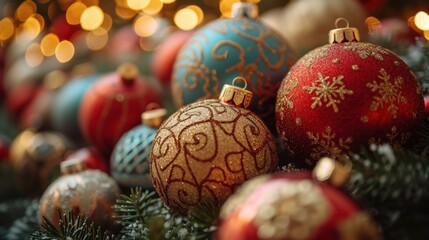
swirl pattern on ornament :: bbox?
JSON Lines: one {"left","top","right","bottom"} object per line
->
{"left": 173, "top": 18, "right": 294, "bottom": 120}
{"left": 150, "top": 100, "right": 278, "bottom": 213}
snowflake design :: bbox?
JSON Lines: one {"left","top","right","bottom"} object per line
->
{"left": 303, "top": 73, "right": 353, "bottom": 113}
{"left": 367, "top": 68, "right": 407, "bottom": 118}
{"left": 306, "top": 126, "right": 352, "bottom": 165}
{"left": 343, "top": 42, "right": 390, "bottom": 61}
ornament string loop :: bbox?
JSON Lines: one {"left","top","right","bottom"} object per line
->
{"left": 232, "top": 77, "right": 248, "bottom": 90}
{"left": 329, "top": 17, "right": 360, "bottom": 44}
{"left": 335, "top": 18, "right": 350, "bottom": 28}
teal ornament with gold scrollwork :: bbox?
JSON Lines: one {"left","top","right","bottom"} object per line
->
{"left": 172, "top": 1, "right": 296, "bottom": 129}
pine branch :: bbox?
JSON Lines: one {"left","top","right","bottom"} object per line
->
{"left": 6, "top": 199, "right": 39, "bottom": 240}
{"left": 31, "top": 211, "right": 116, "bottom": 240}
{"left": 349, "top": 144, "right": 429, "bottom": 239}
{"left": 187, "top": 203, "right": 220, "bottom": 240}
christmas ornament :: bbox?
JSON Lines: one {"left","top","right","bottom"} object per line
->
{"left": 358, "top": 0, "right": 387, "bottom": 13}
{"left": 0, "top": 135, "right": 10, "bottom": 162}
{"left": 172, "top": 1, "right": 295, "bottom": 129}
{"left": 275, "top": 18, "right": 425, "bottom": 166}
{"left": 261, "top": 0, "right": 367, "bottom": 56}
{"left": 10, "top": 130, "right": 72, "bottom": 195}
{"left": 150, "top": 77, "right": 279, "bottom": 214}
{"left": 66, "top": 147, "right": 109, "bottom": 173}
{"left": 20, "top": 70, "right": 67, "bottom": 129}
{"left": 38, "top": 158, "right": 120, "bottom": 232}
{"left": 51, "top": 73, "right": 100, "bottom": 143}
{"left": 5, "top": 82, "right": 41, "bottom": 119}
{"left": 111, "top": 108, "right": 166, "bottom": 188}
{"left": 79, "top": 63, "right": 161, "bottom": 157}
{"left": 151, "top": 30, "right": 194, "bottom": 85}
{"left": 217, "top": 159, "right": 382, "bottom": 240}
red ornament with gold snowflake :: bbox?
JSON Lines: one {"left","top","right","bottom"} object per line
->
{"left": 275, "top": 18, "right": 424, "bottom": 166}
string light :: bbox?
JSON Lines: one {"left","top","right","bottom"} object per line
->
{"left": 188, "top": 5, "right": 204, "bottom": 24}
{"left": 25, "top": 43, "right": 44, "bottom": 67}
{"left": 81, "top": 6, "right": 104, "bottom": 31}
{"left": 174, "top": 7, "right": 199, "bottom": 30}
{"left": 116, "top": 5, "right": 137, "bottom": 20}
{"left": 0, "top": 17, "right": 15, "bottom": 41}
{"left": 134, "top": 15, "right": 158, "bottom": 37}
{"left": 40, "top": 33, "right": 60, "bottom": 57}
{"left": 21, "top": 16, "right": 42, "bottom": 40}
{"left": 143, "top": 0, "right": 163, "bottom": 15}
{"left": 66, "top": 1, "right": 87, "bottom": 25}
{"left": 55, "top": 40, "right": 75, "bottom": 63}
{"left": 16, "top": 0, "right": 37, "bottom": 22}
{"left": 127, "top": 0, "right": 150, "bottom": 10}
{"left": 415, "top": 11, "right": 429, "bottom": 31}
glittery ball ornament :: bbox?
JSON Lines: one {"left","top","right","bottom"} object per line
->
{"left": 79, "top": 63, "right": 161, "bottom": 157}
{"left": 10, "top": 130, "right": 71, "bottom": 195}
{"left": 150, "top": 77, "right": 279, "bottom": 214}
{"left": 275, "top": 19, "right": 424, "bottom": 166}
{"left": 111, "top": 108, "right": 167, "bottom": 188}
{"left": 38, "top": 158, "right": 120, "bottom": 232}
{"left": 218, "top": 163, "right": 382, "bottom": 240}
{"left": 172, "top": 1, "right": 295, "bottom": 128}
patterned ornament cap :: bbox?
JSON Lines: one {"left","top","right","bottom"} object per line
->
{"left": 60, "top": 157, "right": 87, "bottom": 175}
{"left": 232, "top": 1, "right": 258, "bottom": 19}
{"left": 117, "top": 62, "right": 139, "bottom": 83}
{"left": 141, "top": 108, "right": 167, "bottom": 128}
{"left": 329, "top": 18, "right": 360, "bottom": 44}
{"left": 219, "top": 77, "right": 253, "bottom": 109}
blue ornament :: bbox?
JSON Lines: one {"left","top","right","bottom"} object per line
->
{"left": 51, "top": 74, "right": 99, "bottom": 143}
{"left": 111, "top": 124, "right": 157, "bottom": 188}
{"left": 172, "top": 14, "right": 296, "bottom": 127}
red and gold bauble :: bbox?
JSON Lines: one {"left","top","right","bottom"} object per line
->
{"left": 79, "top": 63, "right": 161, "bottom": 157}
{"left": 424, "top": 94, "right": 429, "bottom": 116}
{"left": 151, "top": 30, "right": 194, "bottom": 85}
{"left": 38, "top": 158, "right": 120, "bottom": 232}
{"left": 10, "top": 129, "right": 72, "bottom": 195}
{"left": 66, "top": 147, "right": 109, "bottom": 173}
{"left": 217, "top": 170, "right": 381, "bottom": 240}
{"left": 275, "top": 19, "right": 425, "bottom": 166}
{"left": 150, "top": 78, "right": 279, "bottom": 214}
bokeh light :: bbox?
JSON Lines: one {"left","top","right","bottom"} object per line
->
{"left": 188, "top": 5, "right": 204, "bottom": 24}
{"left": 21, "top": 16, "right": 42, "bottom": 40}
{"left": 25, "top": 43, "right": 44, "bottom": 67}
{"left": 16, "top": 1, "right": 37, "bottom": 22}
{"left": 86, "top": 30, "right": 108, "bottom": 50}
{"left": 220, "top": 0, "right": 260, "bottom": 17}
{"left": 415, "top": 11, "right": 429, "bottom": 31}
{"left": 66, "top": 1, "right": 87, "bottom": 25}
{"left": 134, "top": 15, "right": 158, "bottom": 37}
{"left": 0, "top": 17, "right": 15, "bottom": 41}
{"left": 116, "top": 5, "right": 137, "bottom": 20}
{"left": 81, "top": 6, "right": 104, "bottom": 30}
{"left": 161, "top": 0, "right": 176, "bottom": 3}
{"left": 55, "top": 40, "right": 75, "bottom": 63}
{"left": 127, "top": 0, "right": 150, "bottom": 10}
{"left": 143, "top": 0, "right": 163, "bottom": 15}
{"left": 174, "top": 7, "right": 199, "bottom": 30}
{"left": 41, "top": 33, "right": 60, "bottom": 57}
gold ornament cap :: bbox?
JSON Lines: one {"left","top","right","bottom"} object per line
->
{"left": 219, "top": 77, "right": 253, "bottom": 109}
{"left": 142, "top": 108, "right": 167, "bottom": 128}
{"left": 232, "top": 1, "right": 259, "bottom": 19}
{"left": 329, "top": 18, "right": 360, "bottom": 44}
{"left": 312, "top": 157, "right": 352, "bottom": 187}
{"left": 117, "top": 63, "right": 139, "bottom": 83}
{"left": 60, "top": 157, "right": 87, "bottom": 175}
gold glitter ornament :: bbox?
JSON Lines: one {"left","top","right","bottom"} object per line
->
{"left": 150, "top": 77, "right": 279, "bottom": 214}
{"left": 38, "top": 158, "right": 121, "bottom": 232}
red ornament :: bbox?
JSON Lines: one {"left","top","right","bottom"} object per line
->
{"left": 151, "top": 30, "right": 194, "bottom": 85}
{"left": 0, "top": 136, "right": 10, "bottom": 162}
{"left": 217, "top": 172, "right": 381, "bottom": 240}
{"left": 66, "top": 147, "right": 109, "bottom": 173}
{"left": 79, "top": 63, "right": 161, "bottom": 157}
{"left": 50, "top": 15, "right": 82, "bottom": 41}
{"left": 275, "top": 19, "right": 424, "bottom": 166}
{"left": 5, "top": 82, "right": 41, "bottom": 119}
{"left": 358, "top": 0, "right": 387, "bottom": 13}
